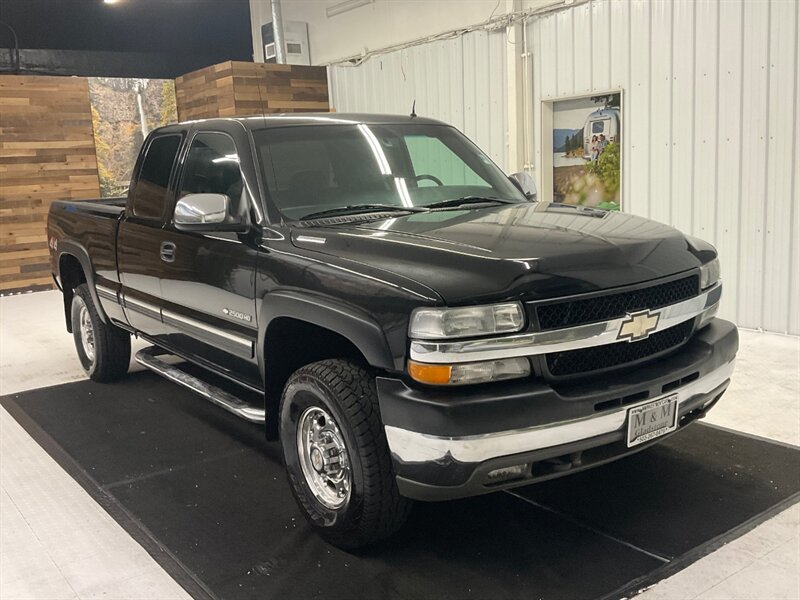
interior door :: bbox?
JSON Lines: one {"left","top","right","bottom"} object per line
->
{"left": 117, "top": 132, "right": 183, "bottom": 341}
{"left": 158, "top": 129, "right": 261, "bottom": 387}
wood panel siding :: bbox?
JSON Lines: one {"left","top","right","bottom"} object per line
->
{"left": 0, "top": 63, "right": 328, "bottom": 293}
{"left": 175, "top": 61, "right": 329, "bottom": 121}
{"left": 0, "top": 75, "right": 100, "bottom": 293}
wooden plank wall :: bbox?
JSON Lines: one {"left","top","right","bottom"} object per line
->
{"left": 175, "top": 61, "right": 329, "bottom": 121}
{"left": 0, "top": 75, "right": 100, "bottom": 293}
{"left": 0, "top": 63, "right": 329, "bottom": 293}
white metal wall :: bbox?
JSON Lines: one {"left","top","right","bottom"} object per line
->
{"left": 527, "top": 0, "right": 799, "bottom": 334}
{"left": 326, "top": 0, "right": 798, "bottom": 335}
{"left": 328, "top": 29, "right": 509, "bottom": 171}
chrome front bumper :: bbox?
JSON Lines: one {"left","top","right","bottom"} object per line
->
{"left": 378, "top": 318, "right": 739, "bottom": 500}
{"left": 385, "top": 359, "right": 734, "bottom": 465}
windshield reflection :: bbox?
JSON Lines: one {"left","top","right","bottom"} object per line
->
{"left": 253, "top": 123, "right": 526, "bottom": 221}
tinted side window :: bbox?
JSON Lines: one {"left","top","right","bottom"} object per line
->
{"left": 179, "top": 133, "right": 244, "bottom": 198}
{"left": 177, "top": 132, "right": 247, "bottom": 220}
{"left": 132, "top": 135, "right": 181, "bottom": 219}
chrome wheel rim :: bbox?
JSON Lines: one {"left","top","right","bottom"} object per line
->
{"left": 78, "top": 302, "right": 95, "bottom": 362}
{"left": 296, "top": 406, "right": 351, "bottom": 510}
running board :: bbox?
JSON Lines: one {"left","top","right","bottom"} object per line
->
{"left": 134, "top": 346, "right": 265, "bottom": 424}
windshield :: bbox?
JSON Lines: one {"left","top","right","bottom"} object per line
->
{"left": 253, "top": 123, "right": 526, "bottom": 220}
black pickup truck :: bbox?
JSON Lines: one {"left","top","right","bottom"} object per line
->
{"left": 48, "top": 114, "right": 737, "bottom": 548}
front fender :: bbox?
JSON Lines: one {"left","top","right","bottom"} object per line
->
{"left": 256, "top": 290, "right": 398, "bottom": 379}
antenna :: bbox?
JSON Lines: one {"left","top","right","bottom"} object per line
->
{"left": 410, "top": 99, "right": 417, "bottom": 118}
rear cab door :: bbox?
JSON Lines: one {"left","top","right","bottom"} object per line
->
{"left": 117, "top": 127, "right": 185, "bottom": 341}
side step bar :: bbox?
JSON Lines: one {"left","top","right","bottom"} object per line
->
{"left": 134, "top": 346, "right": 265, "bottom": 424}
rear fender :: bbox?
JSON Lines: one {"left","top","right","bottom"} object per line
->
{"left": 56, "top": 240, "right": 108, "bottom": 329}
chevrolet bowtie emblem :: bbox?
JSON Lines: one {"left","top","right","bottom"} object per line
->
{"left": 618, "top": 310, "right": 661, "bottom": 342}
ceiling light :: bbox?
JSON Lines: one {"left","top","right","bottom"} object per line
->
{"left": 326, "top": 0, "right": 372, "bottom": 18}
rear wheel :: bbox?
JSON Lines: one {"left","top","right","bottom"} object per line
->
{"left": 71, "top": 283, "right": 130, "bottom": 382}
{"left": 279, "top": 359, "right": 412, "bottom": 549}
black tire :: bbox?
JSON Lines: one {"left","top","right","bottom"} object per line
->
{"left": 71, "top": 283, "right": 131, "bottom": 382}
{"left": 279, "top": 359, "right": 412, "bottom": 549}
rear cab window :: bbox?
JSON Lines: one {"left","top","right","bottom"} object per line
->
{"left": 130, "top": 134, "right": 182, "bottom": 220}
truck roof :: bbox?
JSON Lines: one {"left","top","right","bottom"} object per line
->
{"left": 166, "top": 113, "right": 448, "bottom": 132}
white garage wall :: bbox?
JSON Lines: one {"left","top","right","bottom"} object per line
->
{"left": 320, "top": 0, "right": 798, "bottom": 335}
{"left": 328, "top": 29, "right": 509, "bottom": 171}
{"left": 250, "top": 0, "right": 554, "bottom": 66}
{"left": 527, "top": 0, "right": 799, "bottom": 334}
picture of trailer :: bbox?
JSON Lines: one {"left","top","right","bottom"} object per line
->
{"left": 583, "top": 107, "right": 621, "bottom": 160}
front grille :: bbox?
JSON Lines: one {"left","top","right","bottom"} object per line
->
{"left": 536, "top": 275, "right": 699, "bottom": 330}
{"left": 545, "top": 319, "right": 695, "bottom": 378}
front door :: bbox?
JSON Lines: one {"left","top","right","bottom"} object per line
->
{"left": 158, "top": 129, "right": 261, "bottom": 387}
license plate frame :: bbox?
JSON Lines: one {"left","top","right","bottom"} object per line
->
{"left": 626, "top": 394, "right": 679, "bottom": 448}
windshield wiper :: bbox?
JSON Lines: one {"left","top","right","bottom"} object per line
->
{"left": 301, "top": 204, "right": 427, "bottom": 221}
{"left": 423, "top": 196, "right": 520, "bottom": 210}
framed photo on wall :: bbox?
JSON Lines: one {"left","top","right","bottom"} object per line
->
{"left": 88, "top": 77, "right": 178, "bottom": 198}
{"left": 540, "top": 91, "right": 622, "bottom": 211}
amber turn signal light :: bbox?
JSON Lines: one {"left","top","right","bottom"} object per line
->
{"left": 408, "top": 357, "right": 532, "bottom": 386}
{"left": 407, "top": 361, "right": 452, "bottom": 385}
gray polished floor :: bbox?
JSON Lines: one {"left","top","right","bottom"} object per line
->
{"left": 0, "top": 290, "right": 797, "bottom": 600}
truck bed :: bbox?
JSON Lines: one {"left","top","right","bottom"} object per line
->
{"left": 48, "top": 197, "right": 128, "bottom": 287}
{"left": 52, "top": 197, "right": 127, "bottom": 216}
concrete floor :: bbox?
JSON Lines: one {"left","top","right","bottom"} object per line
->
{"left": 1, "top": 290, "right": 798, "bottom": 600}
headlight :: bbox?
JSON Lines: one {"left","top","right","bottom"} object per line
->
{"left": 408, "top": 358, "right": 531, "bottom": 386}
{"left": 697, "top": 303, "right": 719, "bottom": 329}
{"left": 409, "top": 302, "right": 525, "bottom": 340}
{"left": 699, "top": 258, "right": 721, "bottom": 289}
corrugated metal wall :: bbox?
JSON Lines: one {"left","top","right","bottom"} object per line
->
{"left": 328, "top": 29, "right": 509, "bottom": 171}
{"left": 327, "top": 0, "right": 798, "bottom": 335}
{"left": 528, "top": 0, "right": 799, "bottom": 334}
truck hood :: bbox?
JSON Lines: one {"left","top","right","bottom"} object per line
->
{"left": 289, "top": 202, "right": 713, "bottom": 304}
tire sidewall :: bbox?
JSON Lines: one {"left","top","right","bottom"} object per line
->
{"left": 280, "top": 373, "right": 366, "bottom": 531}
{"left": 71, "top": 287, "right": 98, "bottom": 377}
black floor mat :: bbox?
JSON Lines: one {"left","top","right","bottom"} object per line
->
{"left": 3, "top": 372, "right": 799, "bottom": 600}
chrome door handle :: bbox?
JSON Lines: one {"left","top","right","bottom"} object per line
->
{"left": 160, "top": 241, "right": 176, "bottom": 263}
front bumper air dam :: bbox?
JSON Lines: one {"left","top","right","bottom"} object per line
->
{"left": 377, "top": 318, "right": 738, "bottom": 501}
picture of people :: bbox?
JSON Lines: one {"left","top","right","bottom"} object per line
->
{"left": 552, "top": 93, "right": 621, "bottom": 211}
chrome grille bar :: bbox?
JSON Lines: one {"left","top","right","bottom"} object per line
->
{"left": 409, "top": 283, "right": 721, "bottom": 364}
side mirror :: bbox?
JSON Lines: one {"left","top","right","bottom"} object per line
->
{"left": 509, "top": 172, "right": 538, "bottom": 201}
{"left": 173, "top": 193, "right": 247, "bottom": 233}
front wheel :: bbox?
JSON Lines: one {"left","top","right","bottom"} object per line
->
{"left": 71, "top": 283, "right": 131, "bottom": 382}
{"left": 279, "top": 360, "right": 412, "bottom": 549}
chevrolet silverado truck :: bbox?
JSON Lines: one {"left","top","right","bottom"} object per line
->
{"left": 48, "top": 114, "right": 737, "bottom": 549}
